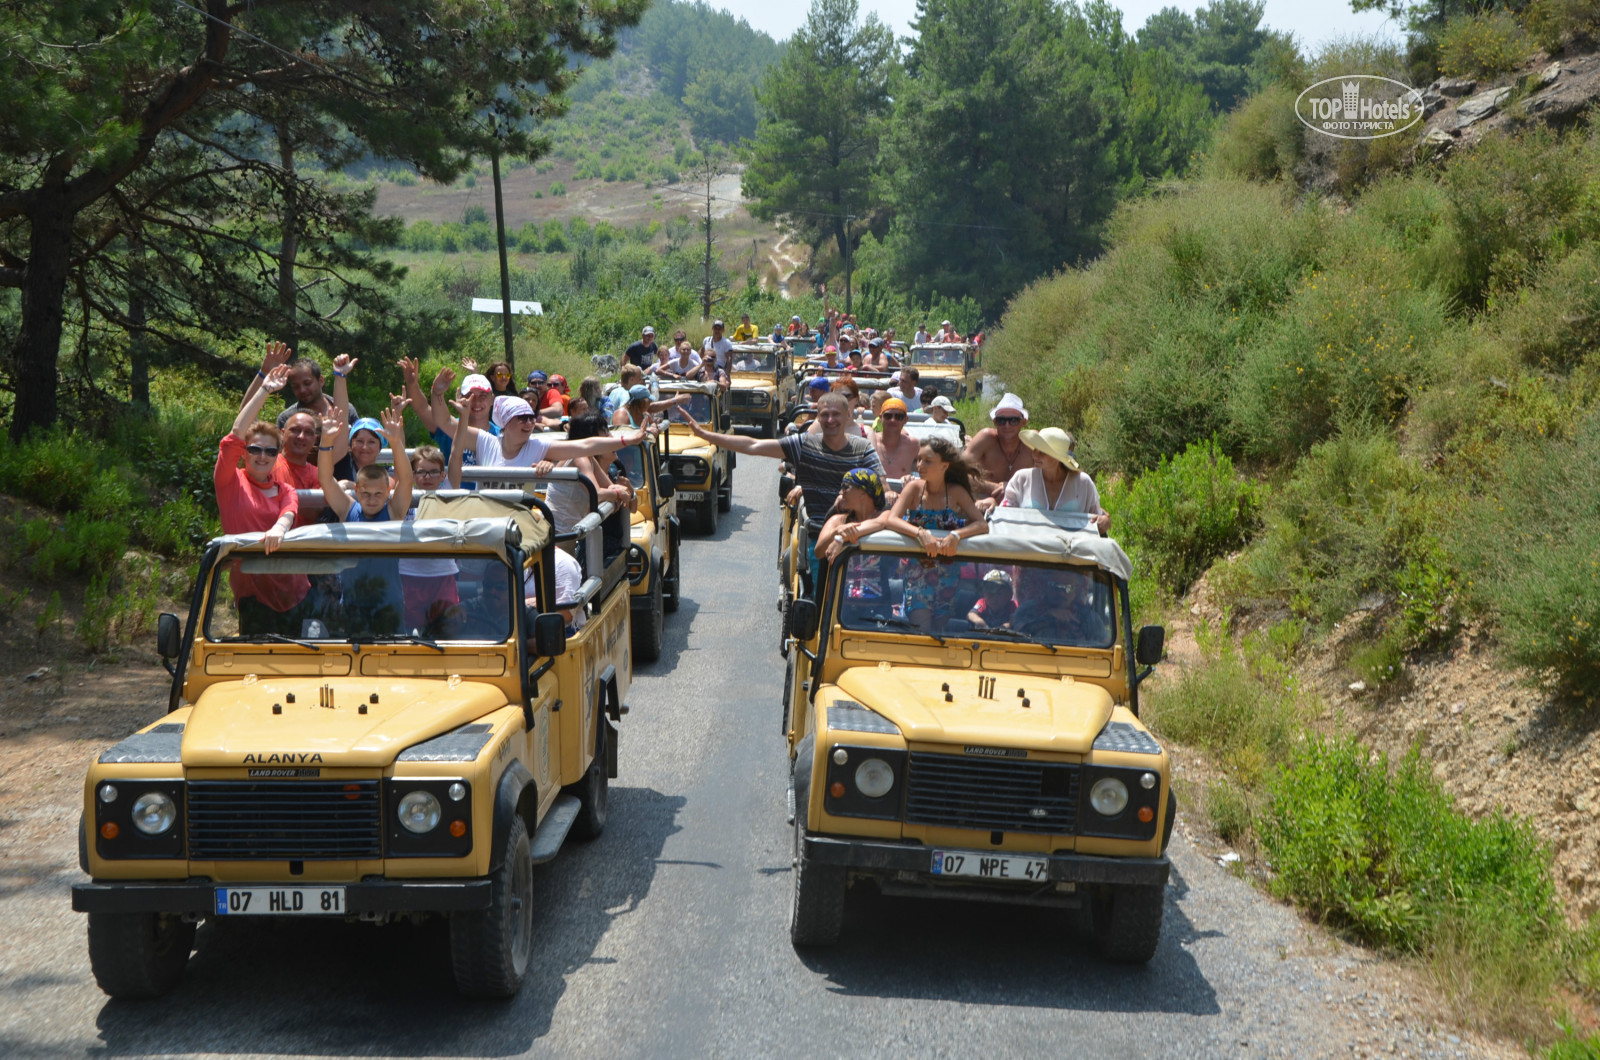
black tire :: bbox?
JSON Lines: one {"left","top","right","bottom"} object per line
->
{"left": 718, "top": 469, "right": 732, "bottom": 512}
{"left": 763, "top": 417, "right": 777, "bottom": 439}
{"left": 693, "top": 489, "right": 718, "bottom": 535}
{"left": 1090, "top": 882, "right": 1166, "bottom": 965}
{"left": 662, "top": 535, "right": 681, "bottom": 615}
{"left": 566, "top": 717, "right": 608, "bottom": 840}
{"left": 87, "top": 911, "right": 196, "bottom": 999}
{"left": 632, "top": 563, "right": 664, "bottom": 663}
{"left": 789, "top": 779, "right": 846, "bottom": 948}
{"left": 450, "top": 813, "right": 534, "bottom": 997}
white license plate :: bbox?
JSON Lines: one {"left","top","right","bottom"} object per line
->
{"left": 930, "top": 850, "right": 1050, "bottom": 882}
{"left": 678, "top": 490, "right": 708, "bottom": 501}
{"left": 215, "top": 885, "right": 347, "bottom": 916}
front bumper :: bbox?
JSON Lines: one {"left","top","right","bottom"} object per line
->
{"left": 71, "top": 879, "right": 492, "bottom": 915}
{"left": 805, "top": 835, "right": 1170, "bottom": 887}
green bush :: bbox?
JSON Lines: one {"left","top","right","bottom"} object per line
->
{"left": 1104, "top": 436, "right": 1262, "bottom": 595}
{"left": 1213, "top": 84, "right": 1303, "bottom": 183}
{"left": 0, "top": 427, "right": 103, "bottom": 509}
{"left": 13, "top": 511, "right": 130, "bottom": 580}
{"left": 1526, "top": 0, "right": 1600, "bottom": 51}
{"left": 133, "top": 494, "right": 216, "bottom": 557}
{"left": 1437, "top": 11, "right": 1533, "bottom": 79}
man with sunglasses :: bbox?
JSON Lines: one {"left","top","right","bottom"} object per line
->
{"left": 873, "top": 397, "right": 921, "bottom": 480}
{"left": 965, "top": 393, "right": 1035, "bottom": 507}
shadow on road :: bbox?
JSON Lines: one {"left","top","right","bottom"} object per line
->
{"left": 90, "top": 786, "right": 687, "bottom": 1057}
{"left": 794, "top": 862, "right": 1222, "bottom": 1016}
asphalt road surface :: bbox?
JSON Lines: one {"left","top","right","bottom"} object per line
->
{"left": 0, "top": 456, "right": 1493, "bottom": 1059}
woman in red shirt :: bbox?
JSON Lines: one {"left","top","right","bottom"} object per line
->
{"left": 215, "top": 364, "right": 308, "bottom": 631}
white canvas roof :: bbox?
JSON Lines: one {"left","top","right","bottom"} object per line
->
{"left": 858, "top": 507, "right": 1132, "bottom": 581}
{"left": 214, "top": 511, "right": 548, "bottom": 564}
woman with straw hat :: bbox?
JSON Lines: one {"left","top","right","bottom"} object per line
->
{"left": 1003, "top": 427, "right": 1110, "bottom": 533}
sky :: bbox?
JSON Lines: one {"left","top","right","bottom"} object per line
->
{"left": 715, "top": 0, "right": 1402, "bottom": 52}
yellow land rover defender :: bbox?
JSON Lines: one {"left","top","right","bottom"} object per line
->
{"left": 905, "top": 342, "right": 977, "bottom": 400}
{"left": 660, "top": 381, "right": 735, "bottom": 535}
{"left": 726, "top": 342, "right": 797, "bottom": 437}
{"left": 72, "top": 493, "right": 632, "bottom": 999}
{"left": 610, "top": 432, "right": 681, "bottom": 663}
{"left": 782, "top": 507, "right": 1174, "bottom": 962}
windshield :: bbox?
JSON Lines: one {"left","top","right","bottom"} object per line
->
{"left": 834, "top": 552, "right": 1115, "bottom": 649}
{"left": 910, "top": 346, "right": 964, "bottom": 366}
{"left": 610, "top": 445, "right": 645, "bottom": 489}
{"left": 731, "top": 351, "right": 776, "bottom": 372}
{"left": 205, "top": 551, "right": 518, "bottom": 643}
{"left": 667, "top": 393, "right": 714, "bottom": 424}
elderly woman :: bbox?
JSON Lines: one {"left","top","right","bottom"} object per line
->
{"left": 1001, "top": 427, "right": 1110, "bottom": 532}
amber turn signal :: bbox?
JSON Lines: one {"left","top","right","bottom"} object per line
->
{"left": 100, "top": 822, "right": 119, "bottom": 839}
{"left": 829, "top": 781, "right": 846, "bottom": 799}
{"left": 449, "top": 819, "right": 467, "bottom": 838}
{"left": 1137, "top": 806, "right": 1154, "bottom": 823}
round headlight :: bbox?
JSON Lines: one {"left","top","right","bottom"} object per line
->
{"left": 398, "top": 790, "right": 442, "bottom": 834}
{"left": 854, "top": 758, "right": 895, "bottom": 799}
{"left": 1089, "top": 777, "right": 1129, "bottom": 817}
{"left": 448, "top": 782, "right": 468, "bottom": 802}
{"left": 131, "top": 791, "right": 177, "bottom": 835}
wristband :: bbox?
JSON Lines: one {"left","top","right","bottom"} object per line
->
{"left": 256, "top": 369, "right": 266, "bottom": 378}
{"left": 334, "top": 370, "right": 345, "bottom": 378}
{"left": 317, "top": 445, "right": 334, "bottom": 451}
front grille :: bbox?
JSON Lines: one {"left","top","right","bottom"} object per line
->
{"left": 669, "top": 457, "right": 706, "bottom": 482}
{"left": 731, "top": 390, "right": 769, "bottom": 409}
{"left": 188, "top": 780, "right": 382, "bottom": 860}
{"left": 905, "top": 752, "right": 1079, "bottom": 835}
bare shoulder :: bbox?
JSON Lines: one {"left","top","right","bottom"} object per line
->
{"left": 966, "top": 427, "right": 998, "bottom": 452}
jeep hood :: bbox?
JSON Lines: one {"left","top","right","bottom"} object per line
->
{"left": 179, "top": 677, "right": 508, "bottom": 768}
{"left": 832, "top": 666, "right": 1113, "bottom": 755}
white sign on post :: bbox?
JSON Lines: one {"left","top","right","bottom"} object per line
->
{"left": 471, "top": 298, "right": 543, "bottom": 316}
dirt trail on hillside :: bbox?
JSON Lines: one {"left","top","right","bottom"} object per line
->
{"left": 766, "top": 233, "right": 805, "bottom": 299}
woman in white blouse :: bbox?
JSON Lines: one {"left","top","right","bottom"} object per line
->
{"left": 1000, "top": 427, "right": 1111, "bottom": 533}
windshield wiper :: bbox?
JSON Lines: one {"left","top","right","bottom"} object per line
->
{"left": 972, "top": 627, "right": 1058, "bottom": 652}
{"left": 243, "top": 632, "right": 322, "bottom": 650}
{"left": 872, "top": 617, "right": 946, "bottom": 646}
{"left": 351, "top": 633, "right": 446, "bottom": 653}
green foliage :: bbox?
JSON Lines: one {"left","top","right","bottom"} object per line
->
{"left": 12, "top": 511, "right": 130, "bottom": 580}
{"left": 1348, "top": 626, "right": 1405, "bottom": 687}
{"left": 1526, "top": 0, "right": 1600, "bottom": 51}
{"left": 1214, "top": 83, "right": 1303, "bottom": 182}
{"left": 1134, "top": 0, "right": 1293, "bottom": 114}
{"left": 1104, "top": 436, "right": 1262, "bottom": 595}
{"left": 1261, "top": 735, "right": 1561, "bottom": 986}
{"left": 1206, "top": 777, "right": 1260, "bottom": 845}
{"left": 1437, "top": 11, "right": 1533, "bottom": 79}
{"left": 79, "top": 555, "right": 161, "bottom": 653}
{"left": 1455, "top": 415, "right": 1600, "bottom": 703}
{"left": 683, "top": 66, "right": 758, "bottom": 143}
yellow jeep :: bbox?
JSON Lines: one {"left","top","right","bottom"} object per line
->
{"left": 610, "top": 432, "right": 682, "bottom": 663}
{"left": 72, "top": 493, "right": 632, "bottom": 998}
{"left": 727, "top": 343, "right": 798, "bottom": 437}
{"left": 905, "top": 342, "right": 977, "bottom": 400}
{"left": 660, "top": 381, "right": 736, "bottom": 535}
{"left": 781, "top": 507, "right": 1174, "bottom": 961}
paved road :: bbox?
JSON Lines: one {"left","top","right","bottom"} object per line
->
{"left": 0, "top": 457, "right": 1493, "bottom": 1059}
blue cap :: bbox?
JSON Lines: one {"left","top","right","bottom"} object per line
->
{"left": 807, "top": 376, "right": 831, "bottom": 392}
{"left": 526, "top": 370, "right": 548, "bottom": 383}
{"left": 350, "top": 417, "right": 384, "bottom": 440}
{"left": 627, "top": 384, "right": 652, "bottom": 403}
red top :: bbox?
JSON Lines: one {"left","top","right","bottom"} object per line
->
{"left": 540, "top": 389, "right": 567, "bottom": 414}
{"left": 214, "top": 434, "right": 306, "bottom": 611}
{"left": 274, "top": 455, "right": 321, "bottom": 528}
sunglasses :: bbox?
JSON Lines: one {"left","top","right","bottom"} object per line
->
{"left": 881, "top": 412, "right": 906, "bottom": 421}
{"left": 245, "top": 444, "right": 280, "bottom": 458}
{"left": 513, "top": 414, "right": 539, "bottom": 425}
{"left": 993, "top": 416, "right": 1023, "bottom": 426}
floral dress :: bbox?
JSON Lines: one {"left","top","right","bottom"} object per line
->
{"left": 901, "top": 504, "right": 967, "bottom": 618}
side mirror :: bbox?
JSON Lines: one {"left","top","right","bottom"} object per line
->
{"left": 657, "top": 472, "right": 675, "bottom": 498}
{"left": 533, "top": 612, "right": 567, "bottom": 658}
{"left": 719, "top": 415, "right": 732, "bottom": 432}
{"left": 789, "top": 598, "right": 820, "bottom": 642}
{"left": 778, "top": 473, "right": 795, "bottom": 503}
{"left": 1135, "top": 625, "right": 1166, "bottom": 666}
{"left": 157, "top": 613, "right": 182, "bottom": 659}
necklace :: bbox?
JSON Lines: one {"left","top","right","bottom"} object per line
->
{"left": 998, "top": 437, "right": 1023, "bottom": 476}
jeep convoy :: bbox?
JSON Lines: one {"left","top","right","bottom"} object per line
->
{"left": 659, "top": 381, "right": 735, "bottom": 535}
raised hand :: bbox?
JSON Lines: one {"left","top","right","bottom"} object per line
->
{"left": 260, "top": 363, "right": 291, "bottom": 393}
{"left": 396, "top": 356, "right": 419, "bottom": 385}
{"left": 379, "top": 406, "right": 407, "bottom": 448}
{"left": 261, "top": 340, "right": 291, "bottom": 374}
{"left": 432, "top": 367, "right": 456, "bottom": 397}
{"left": 460, "top": 357, "right": 478, "bottom": 374}
{"left": 319, "top": 408, "right": 345, "bottom": 442}
{"left": 332, "top": 353, "right": 358, "bottom": 377}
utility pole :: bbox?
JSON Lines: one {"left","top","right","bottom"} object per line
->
{"left": 688, "top": 150, "right": 728, "bottom": 320}
{"left": 844, "top": 214, "right": 856, "bottom": 317}
{"left": 490, "top": 144, "right": 515, "bottom": 372}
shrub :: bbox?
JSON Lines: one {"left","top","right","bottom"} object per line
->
{"left": 550, "top": 182, "right": 566, "bottom": 197}
{"left": 13, "top": 511, "right": 130, "bottom": 580}
{"left": 1526, "top": 0, "right": 1600, "bottom": 52}
{"left": 134, "top": 494, "right": 216, "bottom": 557}
{"left": 1437, "top": 11, "right": 1533, "bottom": 79}
{"left": 1214, "top": 84, "right": 1303, "bottom": 183}
{"left": 0, "top": 426, "right": 102, "bottom": 509}
{"left": 1104, "top": 436, "right": 1262, "bottom": 595}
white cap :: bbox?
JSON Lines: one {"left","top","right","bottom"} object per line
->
{"left": 642, "top": 325, "right": 655, "bottom": 335}
{"left": 990, "top": 393, "right": 1029, "bottom": 420}
{"left": 941, "top": 319, "right": 953, "bottom": 327}
{"left": 458, "top": 373, "right": 492, "bottom": 396}
{"left": 930, "top": 395, "right": 955, "bottom": 411}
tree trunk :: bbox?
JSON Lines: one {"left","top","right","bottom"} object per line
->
{"left": 11, "top": 197, "right": 73, "bottom": 440}
{"left": 276, "top": 127, "right": 299, "bottom": 357}
{"left": 129, "top": 247, "right": 149, "bottom": 411}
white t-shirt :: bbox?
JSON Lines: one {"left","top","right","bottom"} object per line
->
{"left": 1002, "top": 467, "right": 1101, "bottom": 515}
{"left": 914, "top": 329, "right": 931, "bottom": 343}
{"left": 666, "top": 350, "right": 703, "bottom": 376}
{"left": 554, "top": 548, "right": 586, "bottom": 631}
{"left": 893, "top": 386, "right": 923, "bottom": 413}
{"left": 704, "top": 336, "right": 733, "bottom": 371}
{"left": 473, "top": 431, "right": 551, "bottom": 490}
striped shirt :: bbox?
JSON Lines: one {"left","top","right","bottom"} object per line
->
{"left": 781, "top": 432, "right": 884, "bottom": 528}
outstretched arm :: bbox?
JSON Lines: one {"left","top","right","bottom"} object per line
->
{"left": 543, "top": 427, "right": 648, "bottom": 463}
{"left": 239, "top": 340, "right": 292, "bottom": 412}
{"left": 382, "top": 406, "right": 414, "bottom": 516}
{"left": 397, "top": 357, "right": 437, "bottom": 434}
{"left": 431, "top": 367, "right": 458, "bottom": 434}
{"left": 233, "top": 364, "right": 289, "bottom": 439}
{"left": 679, "top": 410, "right": 785, "bottom": 458}
{"left": 446, "top": 401, "right": 482, "bottom": 488}
{"left": 316, "top": 410, "right": 353, "bottom": 520}
{"left": 331, "top": 353, "right": 357, "bottom": 416}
